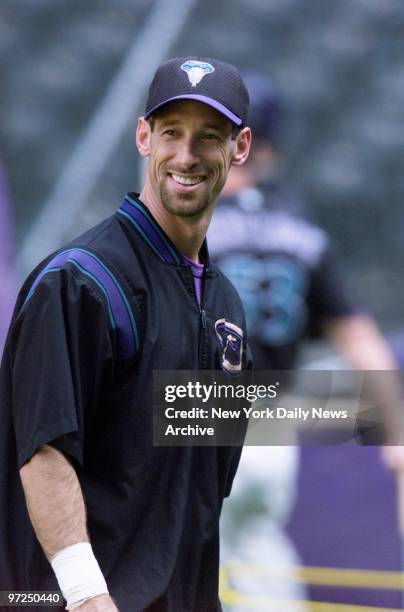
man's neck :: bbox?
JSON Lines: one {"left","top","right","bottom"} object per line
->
{"left": 138, "top": 184, "right": 212, "bottom": 262}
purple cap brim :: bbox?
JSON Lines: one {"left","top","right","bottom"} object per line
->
{"left": 145, "top": 94, "right": 243, "bottom": 126}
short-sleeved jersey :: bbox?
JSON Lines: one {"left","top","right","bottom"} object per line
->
{"left": 0, "top": 194, "right": 249, "bottom": 611}
{"left": 208, "top": 184, "right": 355, "bottom": 369}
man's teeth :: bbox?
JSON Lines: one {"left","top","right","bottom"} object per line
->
{"left": 171, "top": 174, "right": 204, "bottom": 186}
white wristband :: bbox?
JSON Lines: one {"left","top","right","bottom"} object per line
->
{"left": 51, "top": 542, "right": 109, "bottom": 610}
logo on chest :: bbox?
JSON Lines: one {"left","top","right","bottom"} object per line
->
{"left": 214, "top": 318, "right": 244, "bottom": 373}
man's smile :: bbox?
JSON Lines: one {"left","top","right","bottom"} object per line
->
{"left": 168, "top": 172, "right": 207, "bottom": 189}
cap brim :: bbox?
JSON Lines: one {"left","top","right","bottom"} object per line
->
{"left": 144, "top": 94, "right": 243, "bottom": 126}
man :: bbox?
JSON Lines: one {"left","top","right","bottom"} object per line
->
{"left": 0, "top": 57, "right": 251, "bottom": 611}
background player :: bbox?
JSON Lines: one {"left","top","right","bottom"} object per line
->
{"left": 209, "top": 71, "right": 397, "bottom": 373}
{"left": 208, "top": 71, "right": 401, "bottom": 610}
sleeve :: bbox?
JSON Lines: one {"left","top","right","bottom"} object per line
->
{"left": 8, "top": 268, "right": 114, "bottom": 468}
{"left": 306, "top": 243, "right": 360, "bottom": 337}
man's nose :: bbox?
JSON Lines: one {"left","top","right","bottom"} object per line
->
{"left": 175, "top": 136, "right": 199, "bottom": 168}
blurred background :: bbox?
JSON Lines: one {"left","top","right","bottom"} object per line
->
{"left": 1, "top": 0, "right": 404, "bottom": 609}
{"left": 1, "top": 0, "right": 404, "bottom": 323}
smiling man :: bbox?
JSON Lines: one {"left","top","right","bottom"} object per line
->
{"left": 137, "top": 99, "right": 241, "bottom": 260}
{"left": 0, "top": 58, "right": 251, "bottom": 611}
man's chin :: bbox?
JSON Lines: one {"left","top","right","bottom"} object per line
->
{"left": 161, "top": 190, "right": 210, "bottom": 218}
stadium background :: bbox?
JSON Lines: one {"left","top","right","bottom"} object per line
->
{"left": 1, "top": 1, "right": 404, "bottom": 609}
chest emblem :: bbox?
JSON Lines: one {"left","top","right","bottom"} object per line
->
{"left": 181, "top": 60, "right": 215, "bottom": 87}
{"left": 215, "top": 318, "right": 243, "bottom": 373}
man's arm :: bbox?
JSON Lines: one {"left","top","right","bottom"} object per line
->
{"left": 20, "top": 445, "right": 88, "bottom": 559}
{"left": 323, "top": 314, "right": 404, "bottom": 466}
{"left": 19, "top": 445, "right": 117, "bottom": 611}
{"left": 323, "top": 314, "right": 396, "bottom": 371}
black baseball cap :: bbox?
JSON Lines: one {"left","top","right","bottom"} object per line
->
{"left": 145, "top": 57, "right": 249, "bottom": 127}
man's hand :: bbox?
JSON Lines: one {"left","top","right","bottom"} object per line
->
{"left": 73, "top": 594, "right": 118, "bottom": 611}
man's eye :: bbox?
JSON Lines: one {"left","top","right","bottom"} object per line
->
{"left": 163, "top": 129, "right": 177, "bottom": 136}
{"left": 202, "top": 133, "right": 219, "bottom": 141}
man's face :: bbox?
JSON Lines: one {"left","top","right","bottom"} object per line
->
{"left": 137, "top": 100, "right": 249, "bottom": 218}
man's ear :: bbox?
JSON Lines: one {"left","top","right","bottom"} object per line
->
{"left": 231, "top": 127, "right": 252, "bottom": 166}
{"left": 136, "top": 117, "right": 152, "bottom": 157}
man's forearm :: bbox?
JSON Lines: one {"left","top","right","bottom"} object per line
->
{"left": 324, "top": 314, "right": 402, "bottom": 443}
{"left": 19, "top": 444, "right": 89, "bottom": 560}
{"left": 19, "top": 445, "right": 117, "bottom": 610}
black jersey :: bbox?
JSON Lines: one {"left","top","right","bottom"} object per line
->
{"left": 208, "top": 185, "right": 355, "bottom": 369}
{"left": 0, "top": 194, "right": 249, "bottom": 611}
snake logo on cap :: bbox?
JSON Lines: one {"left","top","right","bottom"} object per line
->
{"left": 181, "top": 60, "right": 215, "bottom": 87}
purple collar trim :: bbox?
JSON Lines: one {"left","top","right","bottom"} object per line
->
{"left": 117, "top": 194, "right": 211, "bottom": 268}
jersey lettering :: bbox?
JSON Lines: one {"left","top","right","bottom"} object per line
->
{"left": 219, "top": 254, "right": 308, "bottom": 346}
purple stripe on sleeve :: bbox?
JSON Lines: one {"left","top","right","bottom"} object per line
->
{"left": 25, "top": 249, "right": 137, "bottom": 360}
{"left": 25, "top": 251, "right": 74, "bottom": 302}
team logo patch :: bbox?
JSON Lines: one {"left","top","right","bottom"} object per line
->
{"left": 215, "top": 318, "right": 244, "bottom": 373}
{"left": 181, "top": 60, "right": 215, "bottom": 87}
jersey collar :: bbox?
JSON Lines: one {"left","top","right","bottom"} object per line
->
{"left": 117, "top": 193, "right": 211, "bottom": 268}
